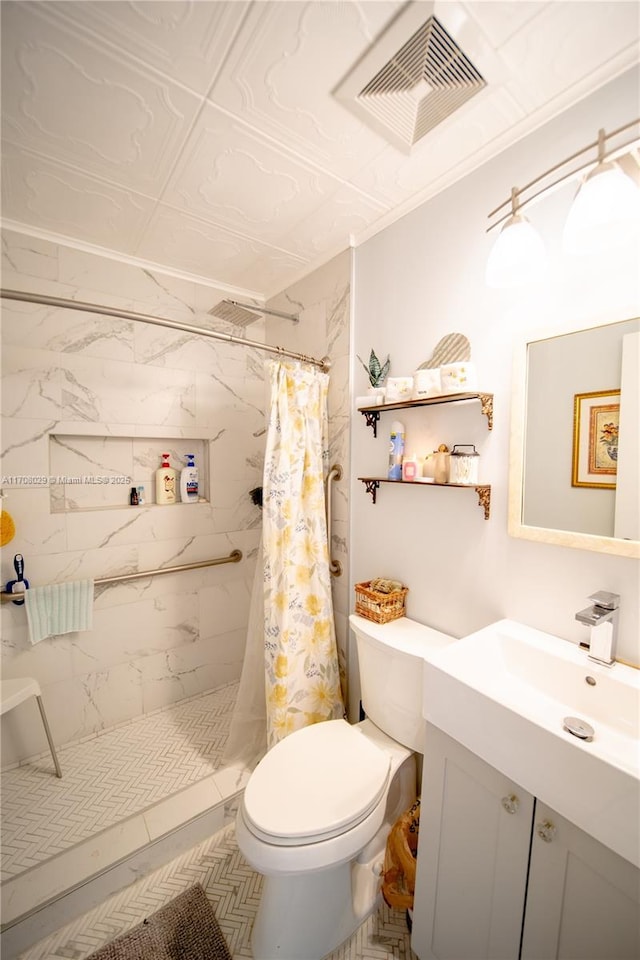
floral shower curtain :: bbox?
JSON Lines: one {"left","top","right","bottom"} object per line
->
{"left": 221, "top": 534, "right": 267, "bottom": 771}
{"left": 262, "top": 360, "right": 344, "bottom": 747}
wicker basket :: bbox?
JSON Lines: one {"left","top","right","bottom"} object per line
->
{"left": 355, "top": 581, "right": 408, "bottom": 624}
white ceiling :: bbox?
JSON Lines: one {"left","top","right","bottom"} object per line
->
{"left": 2, "top": 1, "right": 638, "bottom": 299}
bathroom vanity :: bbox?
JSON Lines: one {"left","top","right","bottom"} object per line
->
{"left": 411, "top": 619, "right": 640, "bottom": 960}
{"left": 412, "top": 725, "right": 639, "bottom": 960}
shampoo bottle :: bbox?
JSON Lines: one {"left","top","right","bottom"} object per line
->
{"left": 180, "top": 454, "right": 199, "bottom": 503}
{"left": 155, "top": 453, "right": 178, "bottom": 505}
{"left": 387, "top": 421, "right": 405, "bottom": 480}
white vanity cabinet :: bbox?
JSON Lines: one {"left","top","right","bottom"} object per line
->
{"left": 521, "top": 801, "right": 640, "bottom": 960}
{"left": 412, "top": 725, "right": 640, "bottom": 960}
{"left": 412, "top": 725, "right": 533, "bottom": 960}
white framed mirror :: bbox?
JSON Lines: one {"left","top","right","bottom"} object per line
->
{"left": 508, "top": 315, "right": 640, "bottom": 558}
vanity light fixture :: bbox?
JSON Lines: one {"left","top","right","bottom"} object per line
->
{"left": 486, "top": 119, "right": 640, "bottom": 289}
{"left": 563, "top": 129, "right": 640, "bottom": 255}
{"left": 485, "top": 188, "right": 548, "bottom": 289}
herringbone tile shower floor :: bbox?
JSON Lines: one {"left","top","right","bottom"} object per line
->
{"left": 2, "top": 683, "right": 239, "bottom": 879}
{"left": 16, "top": 822, "right": 416, "bottom": 960}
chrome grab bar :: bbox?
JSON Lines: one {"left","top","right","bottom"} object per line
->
{"left": 1, "top": 549, "right": 242, "bottom": 601}
{"left": 326, "top": 464, "right": 343, "bottom": 577}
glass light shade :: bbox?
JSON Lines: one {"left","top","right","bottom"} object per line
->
{"left": 563, "top": 161, "right": 640, "bottom": 255}
{"left": 485, "top": 214, "right": 548, "bottom": 289}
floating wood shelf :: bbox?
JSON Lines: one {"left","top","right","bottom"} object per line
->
{"left": 358, "top": 392, "right": 494, "bottom": 436}
{"left": 358, "top": 478, "right": 492, "bottom": 519}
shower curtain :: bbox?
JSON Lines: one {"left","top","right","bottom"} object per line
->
{"left": 262, "top": 361, "right": 344, "bottom": 747}
{"left": 224, "top": 360, "right": 344, "bottom": 766}
{"left": 221, "top": 535, "right": 267, "bottom": 770}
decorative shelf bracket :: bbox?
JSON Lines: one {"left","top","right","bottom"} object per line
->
{"left": 362, "top": 479, "right": 380, "bottom": 504}
{"left": 476, "top": 485, "right": 491, "bottom": 520}
{"left": 362, "top": 410, "right": 380, "bottom": 437}
{"left": 478, "top": 393, "right": 494, "bottom": 431}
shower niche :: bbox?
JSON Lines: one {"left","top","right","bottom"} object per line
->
{"left": 48, "top": 434, "right": 210, "bottom": 512}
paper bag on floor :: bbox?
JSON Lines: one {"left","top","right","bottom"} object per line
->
{"left": 381, "top": 797, "right": 420, "bottom": 911}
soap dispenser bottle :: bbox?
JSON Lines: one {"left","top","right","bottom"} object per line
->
{"left": 155, "top": 453, "right": 178, "bottom": 505}
{"left": 180, "top": 454, "right": 199, "bottom": 503}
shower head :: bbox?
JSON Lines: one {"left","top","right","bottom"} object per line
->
{"left": 208, "top": 299, "right": 299, "bottom": 327}
{"left": 208, "top": 300, "right": 262, "bottom": 327}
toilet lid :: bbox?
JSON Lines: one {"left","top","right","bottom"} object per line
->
{"left": 243, "top": 719, "right": 390, "bottom": 845}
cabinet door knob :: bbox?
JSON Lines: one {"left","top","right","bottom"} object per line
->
{"left": 501, "top": 794, "right": 519, "bottom": 814}
{"left": 536, "top": 820, "right": 556, "bottom": 843}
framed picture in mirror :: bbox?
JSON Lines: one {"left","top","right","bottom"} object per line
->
{"left": 572, "top": 389, "right": 620, "bottom": 489}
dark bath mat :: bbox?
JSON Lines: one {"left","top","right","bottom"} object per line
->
{"left": 86, "top": 883, "right": 232, "bottom": 960}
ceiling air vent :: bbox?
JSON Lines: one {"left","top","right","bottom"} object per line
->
{"left": 336, "top": 12, "right": 487, "bottom": 152}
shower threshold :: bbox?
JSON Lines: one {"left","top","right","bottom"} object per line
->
{"left": 0, "top": 681, "right": 248, "bottom": 948}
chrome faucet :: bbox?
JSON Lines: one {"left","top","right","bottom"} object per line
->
{"left": 575, "top": 591, "right": 620, "bottom": 666}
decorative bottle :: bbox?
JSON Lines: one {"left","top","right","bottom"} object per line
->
{"left": 433, "top": 444, "right": 450, "bottom": 484}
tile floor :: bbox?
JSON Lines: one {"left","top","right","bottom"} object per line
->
{"left": 16, "top": 820, "right": 416, "bottom": 959}
{"left": 2, "top": 681, "right": 416, "bottom": 959}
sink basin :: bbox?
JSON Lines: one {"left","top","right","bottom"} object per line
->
{"left": 422, "top": 618, "right": 640, "bottom": 867}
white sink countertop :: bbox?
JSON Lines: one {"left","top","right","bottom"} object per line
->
{"left": 422, "top": 618, "right": 640, "bottom": 868}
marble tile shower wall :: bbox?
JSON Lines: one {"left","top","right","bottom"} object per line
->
{"left": 0, "top": 230, "right": 264, "bottom": 766}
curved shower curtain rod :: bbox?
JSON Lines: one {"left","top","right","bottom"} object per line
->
{"left": 0, "top": 289, "right": 331, "bottom": 371}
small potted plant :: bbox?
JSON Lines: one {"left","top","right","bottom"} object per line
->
{"left": 358, "top": 349, "right": 390, "bottom": 398}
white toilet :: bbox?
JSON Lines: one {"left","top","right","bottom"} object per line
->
{"left": 236, "top": 613, "right": 454, "bottom": 960}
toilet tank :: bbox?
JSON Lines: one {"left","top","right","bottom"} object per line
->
{"left": 349, "top": 613, "right": 455, "bottom": 752}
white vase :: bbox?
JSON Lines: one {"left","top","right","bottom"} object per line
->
{"left": 367, "top": 386, "right": 386, "bottom": 401}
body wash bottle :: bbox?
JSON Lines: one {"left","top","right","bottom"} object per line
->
{"left": 180, "top": 454, "right": 199, "bottom": 503}
{"left": 155, "top": 453, "right": 178, "bottom": 505}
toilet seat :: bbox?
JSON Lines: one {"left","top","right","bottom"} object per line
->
{"left": 242, "top": 719, "right": 390, "bottom": 846}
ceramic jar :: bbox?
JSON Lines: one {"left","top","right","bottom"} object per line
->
{"left": 449, "top": 444, "right": 480, "bottom": 484}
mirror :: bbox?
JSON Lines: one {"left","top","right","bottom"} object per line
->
{"left": 509, "top": 315, "right": 640, "bottom": 558}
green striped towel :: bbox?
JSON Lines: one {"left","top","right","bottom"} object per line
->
{"left": 25, "top": 580, "right": 94, "bottom": 644}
